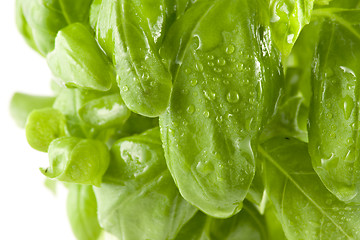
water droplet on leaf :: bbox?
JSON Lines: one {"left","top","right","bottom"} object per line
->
{"left": 225, "top": 44, "right": 235, "bottom": 54}
{"left": 227, "top": 91, "right": 240, "bottom": 103}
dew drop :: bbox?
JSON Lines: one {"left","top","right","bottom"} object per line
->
{"left": 225, "top": 44, "right": 235, "bottom": 54}
{"left": 214, "top": 67, "right": 222, "bottom": 73}
{"left": 346, "top": 138, "right": 354, "bottom": 145}
{"left": 185, "top": 68, "right": 191, "bottom": 74}
{"left": 207, "top": 54, "right": 214, "bottom": 60}
{"left": 190, "top": 79, "right": 198, "bottom": 86}
{"left": 227, "top": 113, "right": 234, "bottom": 119}
{"left": 217, "top": 57, "right": 226, "bottom": 66}
{"left": 343, "top": 95, "right": 354, "bottom": 120}
{"left": 208, "top": 61, "right": 215, "bottom": 67}
{"left": 236, "top": 63, "right": 244, "bottom": 70}
{"left": 186, "top": 105, "right": 195, "bottom": 114}
{"left": 203, "top": 111, "right": 210, "bottom": 118}
{"left": 181, "top": 89, "right": 189, "bottom": 95}
{"left": 227, "top": 91, "right": 240, "bottom": 103}
{"left": 196, "top": 62, "right": 204, "bottom": 72}
{"left": 203, "top": 90, "right": 216, "bottom": 101}
{"left": 216, "top": 115, "right": 223, "bottom": 123}
{"left": 226, "top": 73, "right": 233, "bottom": 78}
{"left": 142, "top": 72, "right": 150, "bottom": 80}
{"left": 196, "top": 159, "right": 214, "bottom": 175}
{"left": 122, "top": 86, "right": 129, "bottom": 92}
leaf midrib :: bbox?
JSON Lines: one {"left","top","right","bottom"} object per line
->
{"left": 258, "top": 146, "right": 353, "bottom": 239}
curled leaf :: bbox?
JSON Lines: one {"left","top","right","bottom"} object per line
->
{"left": 15, "top": 0, "right": 93, "bottom": 56}
{"left": 42, "top": 136, "right": 110, "bottom": 186}
{"left": 47, "top": 23, "right": 115, "bottom": 91}
{"left": 92, "top": 0, "right": 173, "bottom": 117}
{"left": 25, "top": 108, "right": 66, "bottom": 152}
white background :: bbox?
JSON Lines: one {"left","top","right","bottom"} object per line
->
{"left": 0, "top": 2, "right": 74, "bottom": 239}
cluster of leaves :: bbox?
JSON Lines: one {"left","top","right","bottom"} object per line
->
{"left": 10, "top": 0, "right": 360, "bottom": 239}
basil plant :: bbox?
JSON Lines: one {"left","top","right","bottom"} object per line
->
{"left": 10, "top": 0, "right": 360, "bottom": 239}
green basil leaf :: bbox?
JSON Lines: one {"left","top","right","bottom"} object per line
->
{"left": 287, "top": 21, "right": 322, "bottom": 107}
{"left": 261, "top": 95, "right": 308, "bottom": 143}
{"left": 89, "top": 0, "right": 102, "bottom": 31}
{"left": 47, "top": 23, "right": 115, "bottom": 91}
{"left": 15, "top": 0, "right": 93, "bottom": 56}
{"left": 174, "top": 211, "right": 208, "bottom": 240}
{"left": 15, "top": 0, "right": 39, "bottom": 53}
{"left": 91, "top": 0, "right": 172, "bottom": 117}
{"left": 264, "top": 204, "right": 287, "bottom": 240}
{"left": 309, "top": 9, "right": 360, "bottom": 202}
{"left": 326, "top": 0, "right": 360, "bottom": 8}
{"left": 175, "top": 201, "right": 268, "bottom": 240}
{"left": 260, "top": 137, "right": 360, "bottom": 240}
{"left": 67, "top": 184, "right": 102, "bottom": 240}
{"left": 25, "top": 108, "right": 66, "bottom": 152}
{"left": 160, "top": 0, "right": 283, "bottom": 218}
{"left": 53, "top": 88, "right": 85, "bottom": 138}
{"left": 78, "top": 93, "right": 131, "bottom": 129}
{"left": 270, "top": 0, "right": 314, "bottom": 57}
{"left": 10, "top": 92, "right": 55, "bottom": 128}
{"left": 246, "top": 161, "right": 267, "bottom": 213}
{"left": 94, "top": 128, "right": 196, "bottom": 240}
{"left": 120, "top": 113, "right": 159, "bottom": 136}
{"left": 42, "top": 136, "right": 110, "bottom": 186}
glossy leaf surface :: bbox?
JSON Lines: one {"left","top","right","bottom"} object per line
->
{"left": 260, "top": 137, "right": 360, "bottom": 240}
{"left": 309, "top": 9, "right": 360, "bottom": 202}
{"left": 270, "top": 0, "right": 314, "bottom": 56}
{"left": 160, "top": 0, "right": 283, "bottom": 218}
{"left": 91, "top": 0, "right": 173, "bottom": 117}
{"left": 94, "top": 128, "right": 196, "bottom": 240}
{"left": 15, "top": 0, "right": 93, "bottom": 56}
{"left": 42, "top": 136, "right": 110, "bottom": 186}
{"left": 25, "top": 108, "right": 66, "bottom": 152}
{"left": 78, "top": 93, "right": 131, "bottom": 129}
{"left": 47, "top": 23, "right": 115, "bottom": 91}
